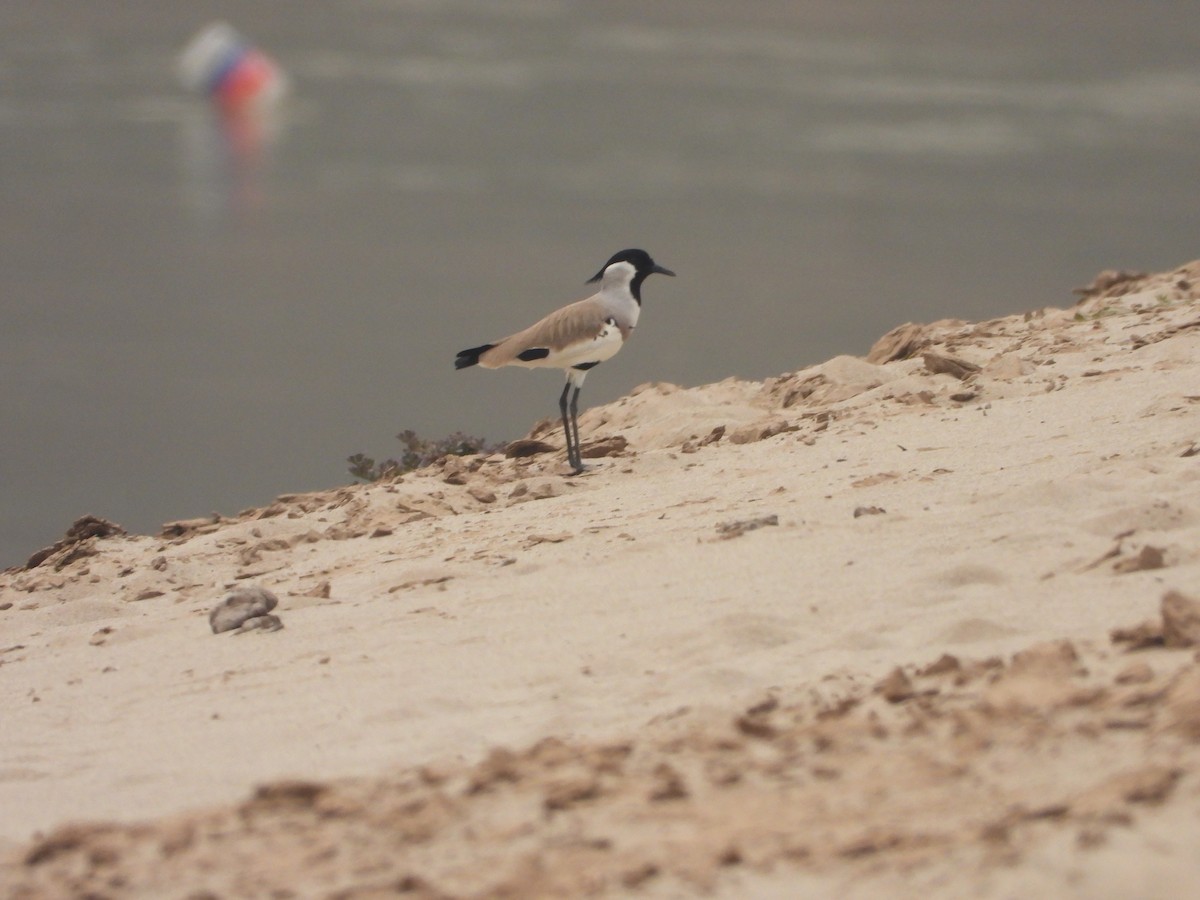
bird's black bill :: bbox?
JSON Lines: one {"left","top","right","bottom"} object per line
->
{"left": 652, "top": 264, "right": 676, "bottom": 277}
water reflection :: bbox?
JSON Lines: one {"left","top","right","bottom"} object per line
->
{"left": 178, "top": 101, "right": 285, "bottom": 223}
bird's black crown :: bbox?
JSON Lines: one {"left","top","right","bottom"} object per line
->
{"left": 586, "top": 249, "right": 675, "bottom": 284}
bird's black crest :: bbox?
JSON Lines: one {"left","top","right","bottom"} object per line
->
{"left": 586, "top": 249, "right": 657, "bottom": 283}
{"left": 585, "top": 249, "right": 675, "bottom": 304}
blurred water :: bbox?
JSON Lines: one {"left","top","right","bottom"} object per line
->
{"left": 2, "top": 1, "right": 1199, "bottom": 565}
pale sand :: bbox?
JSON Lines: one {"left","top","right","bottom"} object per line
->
{"left": 2, "top": 263, "right": 1199, "bottom": 898}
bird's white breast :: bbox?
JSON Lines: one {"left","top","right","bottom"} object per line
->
{"left": 598, "top": 285, "right": 640, "bottom": 331}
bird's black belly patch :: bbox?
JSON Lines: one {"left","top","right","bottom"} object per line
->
{"left": 573, "top": 361, "right": 600, "bottom": 371}
{"left": 517, "top": 348, "right": 551, "bottom": 361}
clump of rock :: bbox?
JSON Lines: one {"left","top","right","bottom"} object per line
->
{"left": 210, "top": 585, "right": 283, "bottom": 635}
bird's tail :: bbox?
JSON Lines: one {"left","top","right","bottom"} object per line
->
{"left": 455, "top": 343, "right": 494, "bottom": 370}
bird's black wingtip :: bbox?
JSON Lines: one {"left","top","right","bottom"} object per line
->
{"left": 455, "top": 344, "right": 494, "bottom": 370}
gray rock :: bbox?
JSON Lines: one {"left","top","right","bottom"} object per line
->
{"left": 210, "top": 585, "right": 280, "bottom": 634}
{"left": 232, "top": 614, "right": 284, "bottom": 635}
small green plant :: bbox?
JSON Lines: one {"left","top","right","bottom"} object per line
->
{"left": 348, "top": 429, "right": 503, "bottom": 482}
{"left": 1073, "top": 304, "right": 1122, "bottom": 322}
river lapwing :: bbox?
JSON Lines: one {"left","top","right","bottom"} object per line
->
{"left": 455, "top": 248, "right": 675, "bottom": 474}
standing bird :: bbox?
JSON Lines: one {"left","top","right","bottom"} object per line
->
{"left": 455, "top": 248, "right": 675, "bottom": 474}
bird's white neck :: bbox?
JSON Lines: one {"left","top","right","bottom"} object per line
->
{"left": 598, "top": 260, "right": 636, "bottom": 293}
{"left": 597, "top": 261, "right": 641, "bottom": 326}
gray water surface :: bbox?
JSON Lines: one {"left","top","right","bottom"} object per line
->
{"left": 3, "top": 1, "right": 1199, "bottom": 565}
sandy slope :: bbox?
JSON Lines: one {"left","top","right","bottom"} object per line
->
{"left": 1, "top": 263, "right": 1199, "bottom": 898}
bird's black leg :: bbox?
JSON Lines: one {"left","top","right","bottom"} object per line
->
{"left": 558, "top": 381, "right": 580, "bottom": 473}
{"left": 561, "top": 367, "right": 594, "bottom": 475}
{"left": 568, "top": 383, "right": 584, "bottom": 474}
